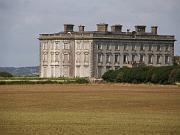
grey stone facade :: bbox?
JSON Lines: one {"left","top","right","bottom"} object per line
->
{"left": 39, "top": 24, "right": 175, "bottom": 78}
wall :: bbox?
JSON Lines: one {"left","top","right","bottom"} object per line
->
{"left": 93, "top": 40, "right": 174, "bottom": 78}
{"left": 74, "top": 40, "right": 93, "bottom": 77}
{"left": 40, "top": 39, "right": 74, "bottom": 78}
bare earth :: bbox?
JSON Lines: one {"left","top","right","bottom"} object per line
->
{"left": 0, "top": 84, "right": 180, "bottom": 135}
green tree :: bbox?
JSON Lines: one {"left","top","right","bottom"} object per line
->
{"left": 169, "top": 68, "right": 180, "bottom": 83}
{"left": 0, "top": 72, "right": 13, "bottom": 77}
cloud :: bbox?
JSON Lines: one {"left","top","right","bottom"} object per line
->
{"left": 0, "top": 0, "right": 179, "bottom": 66}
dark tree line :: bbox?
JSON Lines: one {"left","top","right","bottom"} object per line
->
{"left": 0, "top": 72, "right": 13, "bottom": 77}
{"left": 102, "top": 66, "right": 180, "bottom": 84}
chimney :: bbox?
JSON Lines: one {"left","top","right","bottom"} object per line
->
{"left": 111, "top": 25, "right": 122, "bottom": 33}
{"left": 97, "top": 23, "right": 108, "bottom": 32}
{"left": 78, "top": 25, "right": 85, "bottom": 32}
{"left": 135, "top": 25, "right": 146, "bottom": 34}
{"left": 64, "top": 24, "right": 74, "bottom": 33}
{"left": 151, "top": 26, "right": 158, "bottom": 35}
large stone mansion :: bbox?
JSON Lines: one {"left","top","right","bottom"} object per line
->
{"left": 39, "top": 24, "right": 175, "bottom": 78}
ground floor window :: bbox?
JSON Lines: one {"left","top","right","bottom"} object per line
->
{"left": 148, "top": 55, "right": 153, "bottom": 64}
{"left": 165, "top": 55, "right": 170, "bottom": 64}
{"left": 123, "top": 55, "right": 128, "bottom": 64}
{"left": 132, "top": 54, "right": 136, "bottom": 62}
{"left": 157, "top": 55, "right": 161, "bottom": 64}
{"left": 115, "top": 54, "right": 119, "bottom": 63}
{"left": 139, "top": 54, "right": 144, "bottom": 63}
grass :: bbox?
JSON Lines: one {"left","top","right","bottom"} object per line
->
{"left": 0, "top": 84, "right": 180, "bottom": 135}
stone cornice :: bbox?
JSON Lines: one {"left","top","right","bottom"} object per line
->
{"left": 39, "top": 32, "right": 175, "bottom": 41}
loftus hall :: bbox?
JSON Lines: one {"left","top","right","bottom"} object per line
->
{"left": 39, "top": 23, "right": 175, "bottom": 78}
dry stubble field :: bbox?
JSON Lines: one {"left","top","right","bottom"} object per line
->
{"left": 0, "top": 84, "right": 180, "bottom": 135}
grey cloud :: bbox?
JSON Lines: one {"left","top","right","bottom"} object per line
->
{"left": 0, "top": 0, "right": 179, "bottom": 66}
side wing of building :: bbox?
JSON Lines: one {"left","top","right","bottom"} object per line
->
{"left": 93, "top": 39, "right": 174, "bottom": 78}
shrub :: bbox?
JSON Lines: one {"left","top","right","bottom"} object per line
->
{"left": 169, "top": 68, "right": 180, "bottom": 83}
{"left": 102, "top": 66, "right": 180, "bottom": 84}
{"left": 0, "top": 72, "right": 13, "bottom": 77}
{"left": 145, "top": 66, "right": 154, "bottom": 82}
{"left": 102, "top": 70, "right": 118, "bottom": 82}
{"left": 116, "top": 67, "right": 130, "bottom": 83}
{"left": 75, "top": 78, "right": 89, "bottom": 84}
{"left": 151, "top": 66, "right": 173, "bottom": 84}
{"left": 116, "top": 70, "right": 124, "bottom": 82}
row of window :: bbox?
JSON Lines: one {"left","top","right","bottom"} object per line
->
{"left": 42, "top": 42, "right": 171, "bottom": 52}
{"left": 43, "top": 53, "right": 69, "bottom": 63}
{"left": 42, "top": 43, "right": 70, "bottom": 50}
{"left": 43, "top": 53, "right": 89, "bottom": 63}
{"left": 76, "top": 54, "right": 89, "bottom": 63}
{"left": 42, "top": 66, "right": 69, "bottom": 78}
{"left": 97, "top": 54, "right": 171, "bottom": 64}
{"left": 97, "top": 44, "right": 171, "bottom": 52}
{"left": 76, "top": 44, "right": 90, "bottom": 50}
{"left": 42, "top": 43, "right": 90, "bottom": 50}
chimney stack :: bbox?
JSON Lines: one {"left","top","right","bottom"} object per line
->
{"left": 97, "top": 23, "right": 108, "bottom": 32}
{"left": 151, "top": 26, "right": 158, "bottom": 35}
{"left": 78, "top": 25, "right": 85, "bottom": 32}
{"left": 64, "top": 24, "right": 74, "bottom": 33}
{"left": 135, "top": 25, "right": 146, "bottom": 34}
{"left": 111, "top": 25, "right": 122, "bottom": 33}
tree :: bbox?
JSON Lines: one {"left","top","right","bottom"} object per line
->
{"left": 102, "top": 70, "right": 118, "bottom": 82}
{"left": 169, "top": 68, "right": 180, "bottom": 83}
{"left": 0, "top": 72, "right": 13, "bottom": 77}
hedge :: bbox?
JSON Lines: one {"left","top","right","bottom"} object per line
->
{"left": 0, "top": 77, "right": 89, "bottom": 85}
{"left": 102, "top": 66, "right": 180, "bottom": 84}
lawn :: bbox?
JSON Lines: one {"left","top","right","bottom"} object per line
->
{"left": 0, "top": 84, "right": 180, "bottom": 135}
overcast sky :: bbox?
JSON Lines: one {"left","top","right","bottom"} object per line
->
{"left": 0, "top": 0, "right": 180, "bottom": 67}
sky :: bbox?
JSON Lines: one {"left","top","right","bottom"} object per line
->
{"left": 0, "top": 0, "right": 180, "bottom": 67}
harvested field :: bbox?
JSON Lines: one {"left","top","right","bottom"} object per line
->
{"left": 0, "top": 84, "right": 180, "bottom": 135}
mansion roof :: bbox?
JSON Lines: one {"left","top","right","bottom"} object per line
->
{"left": 39, "top": 24, "right": 175, "bottom": 41}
